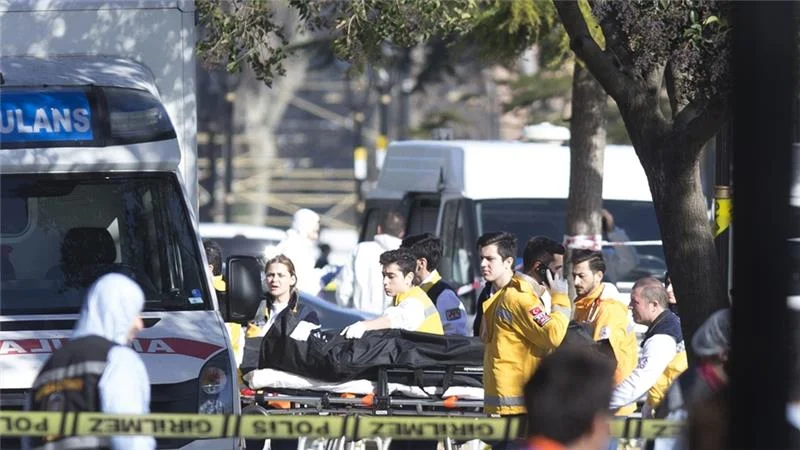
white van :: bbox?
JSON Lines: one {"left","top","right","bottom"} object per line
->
{"left": 361, "top": 140, "right": 665, "bottom": 311}
{"left": 0, "top": 2, "right": 240, "bottom": 449}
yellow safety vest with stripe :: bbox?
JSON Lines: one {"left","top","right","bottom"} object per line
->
{"left": 647, "top": 344, "right": 689, "bottom": 409}
{"left": 481, "top": 274, "right": 570, "bottom": 416}
{"left": 393, "top": 286, "right": 444, "bottom": 335}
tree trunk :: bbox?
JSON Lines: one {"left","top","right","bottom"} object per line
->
{"left": 564, "top": 63, "right": 607, "bottom": 302}
{"left": 642, "top": 146, "right": 729, "bottom": 350}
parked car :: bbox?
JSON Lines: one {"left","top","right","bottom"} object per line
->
{"left": 297, "top": 290, "right": 376, "bottom": 329}
{"left": 199, "top": 222, "right": 286, "bottom": 266}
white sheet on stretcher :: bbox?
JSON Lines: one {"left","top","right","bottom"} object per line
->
{"left": 244, "top": 368, "right": 484, "bottom": 400}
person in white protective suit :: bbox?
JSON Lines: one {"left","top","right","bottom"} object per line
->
{"left": 275, "top": 209, "right": 322, "bottom": 295}
{"left": 336, "top": 210, "right": 405, "bottom": 314}
{"left": 27, "top": 273, "right": 154, "bottom": 450}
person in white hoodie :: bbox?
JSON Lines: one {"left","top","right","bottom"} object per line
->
{"left": 275, "top": 208, "right": 322, "bottom": 295}
{"left": 336, "top": 210, "right": 405, "bottom": 314}
{"left": 28, "top": 273, "right": 154, "bottom": 450}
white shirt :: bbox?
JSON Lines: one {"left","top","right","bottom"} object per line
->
{"left": 610, "top": 333, "right": 678, "bottom": 409}
{"left": 383, "top": 294, "right": 427, "bottom": 331}
{"left": 336, "top": 234, "right": 401, "bottom": 314}
{"left": 256, "top": 302, "right": 289, "bottom": 337}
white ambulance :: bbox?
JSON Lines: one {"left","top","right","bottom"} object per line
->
{"left": 0, "top": 2, "right": 240, "bottom": 449}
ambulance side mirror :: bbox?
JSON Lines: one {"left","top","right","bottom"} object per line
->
{"left": 225, "top": 255, "right": 264, "bottom": 325}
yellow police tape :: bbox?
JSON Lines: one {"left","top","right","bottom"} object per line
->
{"left": 0, "top": 411, "right": 683, "bottom": 440}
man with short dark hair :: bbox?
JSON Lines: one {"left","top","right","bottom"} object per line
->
{"left": 401, "top": 233, "right": 469, "bottom": 336}
{"left": 474, "top": 235, "right": 566, "bottom": 336}
{"left": 520, "top": 236, "right": 566, "bottom": 313}
{"left": 478, "top": 231, "right": 570, "bottom": 417}
{"left": 522, "top": 346, "right": 617, "bottom": 450}
{"left": 340, "top": 248, "right": 443, "bottom": 339}
{"left": 571, "top": 249, "right": 639, "bottom": 415}
{"left": 337, "top": 210, "right": 405, "bottom": 314}
{"left": 203, "top": 239, "right": 225, "bottom": 292}
{"left": 610, "top": 277, "right": 687, "bottom": 415}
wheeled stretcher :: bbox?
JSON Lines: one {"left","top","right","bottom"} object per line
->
{"left": 238, "top": 314, "right": 489, "bottom": 449}
{"left": 239, "top": 365, "right": 487, "bottom": 450}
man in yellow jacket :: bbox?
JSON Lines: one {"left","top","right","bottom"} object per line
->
{"left": 203, "top": 240, "right": 244, "bottom": 366}
{"left": 341, "top": 248, "right": 444, "bottom": 338}
{"left": 571, "top": 249, "right": 639, "bottom": 416}
{"left": 479, "top": 232, "right": 571, "bottom": 416}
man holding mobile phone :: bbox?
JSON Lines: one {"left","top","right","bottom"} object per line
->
{"left": 473, "top": 236, "right": 565, "bottom": 336}
{"left": 519, "top": 236, "right": 566, "bottom": 314}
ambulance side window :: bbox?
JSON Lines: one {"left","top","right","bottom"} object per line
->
{"left": 0, "top": 197, "right": 28, "bottom": 236}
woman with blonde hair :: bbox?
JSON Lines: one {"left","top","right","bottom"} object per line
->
{"left": 245, "top": 254, "right": 319, "bottom": 450}
{"left": 246, "top": 254, "right": 319, "bottom": 338}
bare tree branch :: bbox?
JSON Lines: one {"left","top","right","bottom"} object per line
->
{"left": 553, "top": 1, "right": 631, "bottom": 102}
{"left": 672, "top": 94, "right": 729, "bottom": 152}
{"left": 665, "top": 60, "right": 691, "bottom": 119}
{"left": 665, "top": 60, "right": 679, "bottom": 119}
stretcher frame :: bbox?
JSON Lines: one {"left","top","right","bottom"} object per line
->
{"left": 240, "top": 366, "right": 487, "bottom": 450}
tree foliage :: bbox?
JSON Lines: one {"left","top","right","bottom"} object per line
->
{"left": 196, "top": 0, "right": 320, "bottom": 85}
{"left": 555, "top": 0, "right": 733, "bottom": 345}
{"left": 592, "top": 0, "right": 731, "bottom": 111}
{"left": 197, "top": 0, "right": 564, "bottom": 84}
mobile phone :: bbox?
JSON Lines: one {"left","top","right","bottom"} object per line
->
{"left": 536, "top": 263, "right": 552, "bottom": 287}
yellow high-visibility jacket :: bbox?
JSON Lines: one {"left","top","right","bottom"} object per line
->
{"left": 647, "top": 346, "right": 688, "bottom": 409}
{"left": 392, "top": 286, "right": 444, "bottom": 335}
{"left": 482, "top": 274, "right": 570, "bottom": 415}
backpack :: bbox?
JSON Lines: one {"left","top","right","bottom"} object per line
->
{"left": 561, "top": 320, "right": 618, "bottom": 368}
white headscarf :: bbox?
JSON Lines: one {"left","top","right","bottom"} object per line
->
{"left": 72, "top": 273, "right": 145, "bottom": 345}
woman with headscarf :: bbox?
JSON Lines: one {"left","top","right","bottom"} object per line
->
{"left": 649, "top": 308, "right": 731, "bottom": 450}
{"left": 27, "top": 273, "right": 154, "bottom": 450}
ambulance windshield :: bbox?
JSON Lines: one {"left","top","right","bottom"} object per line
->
{"left": 0, "top": 173, "right": 210, "bottom": 314}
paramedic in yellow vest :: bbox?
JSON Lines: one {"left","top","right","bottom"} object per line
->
{"left": 479, "top": 232, "right": 570, "bottom": 416}
{"left": 609, "top": 277, "right": 688, "bottom": 415}
{"left": 340, "top": 248, "right": 444, "bottom": 339}
{"left": 571, "top": 249, "right": 639, "bottom": 415}
{"left": 203, "top": 240, "right": 244, "bottom": 366}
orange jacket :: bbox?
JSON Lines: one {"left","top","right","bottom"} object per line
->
{"left": 573, "top": 283, "right": 639, "bottom": 415}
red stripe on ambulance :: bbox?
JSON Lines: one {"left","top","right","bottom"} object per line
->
{"left": 0, "top": 338, "right": 222, "bottom": 359}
